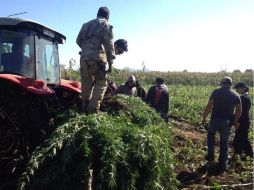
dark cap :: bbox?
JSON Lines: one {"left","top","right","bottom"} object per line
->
{"left": 97, "top": 7, "right": 110, "bottom": 20}
{"left": 234, "top": 82, "right": 246, "bottom": 89}
{"left": 220, "top": 76, "right": 232, "bottom": 86}
{"left": 155, "top": 77, "right": 164, "bottom": 84}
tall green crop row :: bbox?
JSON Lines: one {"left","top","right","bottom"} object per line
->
{"left": 169, "top": 85, "right": 253, "bottom": 125}
{"left": 61, "top": 67, "right": 253, "bottom": 87}
{"left": 169, "top": 85, "right": 214, "bottom": 125}
{"left": 18, "top": 96, "right": 178, "bottom": 190}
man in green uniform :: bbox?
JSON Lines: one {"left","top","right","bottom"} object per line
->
{"left": 76, "top": 7, "right": 116, "bottom": 114}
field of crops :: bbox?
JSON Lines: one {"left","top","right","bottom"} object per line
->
{"left": 63, "top": 67, "right": 253, "bottom": 123}
{"left": 171, "top": 87, "right": 253, "bottom": 189}
{"left": 169, "top": 85, "right": 213, "bottom": 125}
{"left": 4, "top": 68, "right": 251, "bottom": 190}
{"left": 170, "top": 85, "right": 253, "bottom": 125}
{"left": 107, "top": 69, "right": 253, "bottom": 124}
{"left": 62, "top": 67, "right": 253, "bottom": 141}
{"left": 111, "top": 69, "right": 253, "bottom": 189}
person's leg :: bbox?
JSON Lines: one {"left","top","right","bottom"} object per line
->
{"left": 207, "top": 133, "right": 215, "bottom": 160}
{"left": 207, "top": 119, "right": 218, "bottom": 161}
{"left": 80, "top": 59, "right": 94, "bottom": 112}
{"left": 218, "top": 119, "right": 231, "bottom": 170}
{"left": 242, "top": 122, "right": 253, "bottom": 158}
{"left": 87, "top": 61, "right": 107, "bottom": 113}
{"left": 160, "top": 112, "right": 169, "bottom": 122}
{"left": 233, "top": 127, "right": 244, "bottom": 155}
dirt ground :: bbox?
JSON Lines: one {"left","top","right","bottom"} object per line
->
{"left": 172, "top": 120, "right": 254, "bottom": 190}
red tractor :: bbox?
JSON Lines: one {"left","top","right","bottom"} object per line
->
{"left": 0, "top": 17, "right": 81, "bottom": 187}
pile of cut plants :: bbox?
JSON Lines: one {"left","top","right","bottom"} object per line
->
{"left": 17, "top": 95, "right": 178, "bottom": 190}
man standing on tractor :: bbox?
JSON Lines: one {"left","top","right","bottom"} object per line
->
{"left": 202, "top": 76, "right": 242, "bottom": 174}
{"left": 76, "top": 7, "right": 117, "bottom": 114}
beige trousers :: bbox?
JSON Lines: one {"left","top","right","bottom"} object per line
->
{"left": 80, "top": 58, "right": 107, "bottom": 113}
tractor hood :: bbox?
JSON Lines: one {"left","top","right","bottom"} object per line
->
{"left": 59, "top": 79, "right": 81, "bottom": 93}
{"left": 0, "top": 74, "right": 54, "bottom": 95}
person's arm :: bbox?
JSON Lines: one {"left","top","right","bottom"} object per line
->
{"left": 246, "top": 97, "right": 251, "bottom": 113}
{"left": 112, "top": 88, "right": 118, "bottom": 96}
{"left": 146, "top": 87, "right": 153, "bottom": 104}
{"left": 142, "top": 88, "right": 147, "bottom": 101}
{"left": 131, "top": 87, "right": 137, "bottom": 97}
{"left": 164, "top": 91, "right": 169, "bottom": 114}
{"left": 76, "top": 24, "right": 86, "bottom": 48}
{"left": 202, "top": 99, "right": 214, "bottom": 124}
{"left": 102, "top": 24, "right": 115, "bottom": 72}
{"left": 234, "top": 102, "right": 242, "bottom": 129}
{"left": 112, "top": 85, "right": 123, "bottom": 96}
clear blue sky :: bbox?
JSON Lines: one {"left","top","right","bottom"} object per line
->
{"left": 1, "top": 0, "right": 254, "bottom": 72}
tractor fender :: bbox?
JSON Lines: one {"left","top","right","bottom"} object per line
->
{"left": 0, "top": 74, "right": 54, "bottom": 95}
{"left": 59, "top": 79, "right": 81, "bottom": 94}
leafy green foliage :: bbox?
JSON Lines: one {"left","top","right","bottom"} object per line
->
{"left": 169, "top": 85, "right": 213, "bottom": 125}
{"left": 62, "top": 67, "right": 253, "bottom": 125}
{"left": 18, "top": 96, "right": 178, "bottom": 190}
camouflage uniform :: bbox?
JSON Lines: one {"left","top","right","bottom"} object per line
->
{"left": 76, "top": 17, "right": 115, "bottom": 113}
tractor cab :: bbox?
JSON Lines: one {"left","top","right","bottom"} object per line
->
{"left": 0, "top": 17, "right": 64, "bottom": 84}
{"left": 0, "top": 17, "right": 81, "bottom": 96}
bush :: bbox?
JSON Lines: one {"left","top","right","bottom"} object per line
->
{"left": 18, "top": 96, "right": 178, "bottom": 190}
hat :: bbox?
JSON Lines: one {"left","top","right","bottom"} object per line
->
{"left": 127, "top": 75, "right": 136, "bottom": 82}
{"left": 234, "top": 82, "right": 246, "bottom": 89}
{"left": 220, "top": 76, "right": 232, "bottom": 86}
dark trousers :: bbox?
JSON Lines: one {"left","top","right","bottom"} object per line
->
{"left": 207, "top": 118, "right": 231, "bottom": 169}
{"left": 233, "top": 121, "right": 253, "bottom": 157}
